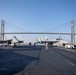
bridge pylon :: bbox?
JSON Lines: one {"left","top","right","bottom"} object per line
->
{"left": 71, "top": 19, "right": 75, "bottom": 45}
{"left": 0, "top": 19, "right": 5, "bottom": 40}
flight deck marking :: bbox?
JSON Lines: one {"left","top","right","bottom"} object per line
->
{"left": 65, "top": 59, "right": 75, "bottom": 67}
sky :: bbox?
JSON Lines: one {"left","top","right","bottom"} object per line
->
{"left": 0, "top": 0, "right": 76, "bottom": 43}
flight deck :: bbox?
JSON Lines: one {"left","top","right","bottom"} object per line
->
{"left": 0, "top": 45, "right": 76, "bottom": 75}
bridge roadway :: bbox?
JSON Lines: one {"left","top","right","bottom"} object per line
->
{"left": 0, "top": 46, "right": 76, "bottom": 75}
{"left": 1, "top": 32, "right": 76, "bottom": 35}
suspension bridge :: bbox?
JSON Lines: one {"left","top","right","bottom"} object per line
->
{"left": 0, "top": 19, "right": 75, "bottom": 44}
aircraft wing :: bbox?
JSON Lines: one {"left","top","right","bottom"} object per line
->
{"left": 41, "top": 40, "right": 59, "bottom": 44}
{"left": 17, "top": 41, "right": 23, "bottom": 43}
{"left": 0, "top": 39, "right": 12, "bottom": 43}
{"left": 34, "top": 40, "right": 59, "bottom": 45}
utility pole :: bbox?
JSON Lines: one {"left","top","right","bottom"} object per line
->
{"left": 1, "top": 19, "right": 5, "bottom": 40}
{"left": 71, "top": 19, "right": 75, "bottom": 45}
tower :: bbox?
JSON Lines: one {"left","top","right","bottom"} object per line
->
{"left": 71, "top": 19, "right": 75, "bottom": 45}
{"left": 1, "top": 19, "right": 5, "bottom": 40}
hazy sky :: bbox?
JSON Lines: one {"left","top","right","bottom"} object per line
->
{"left": 0, "top": 0, "right": 76, "bottom": 43}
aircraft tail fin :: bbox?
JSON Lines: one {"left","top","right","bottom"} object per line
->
{"left": 12, "top": 36, "right": 19, "bottom": 43}
{"left": 37, "top": 36, "right": 44, "bottom": 42}
{"left": 45, "top": 36, "right": 48, "bottom": 40}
